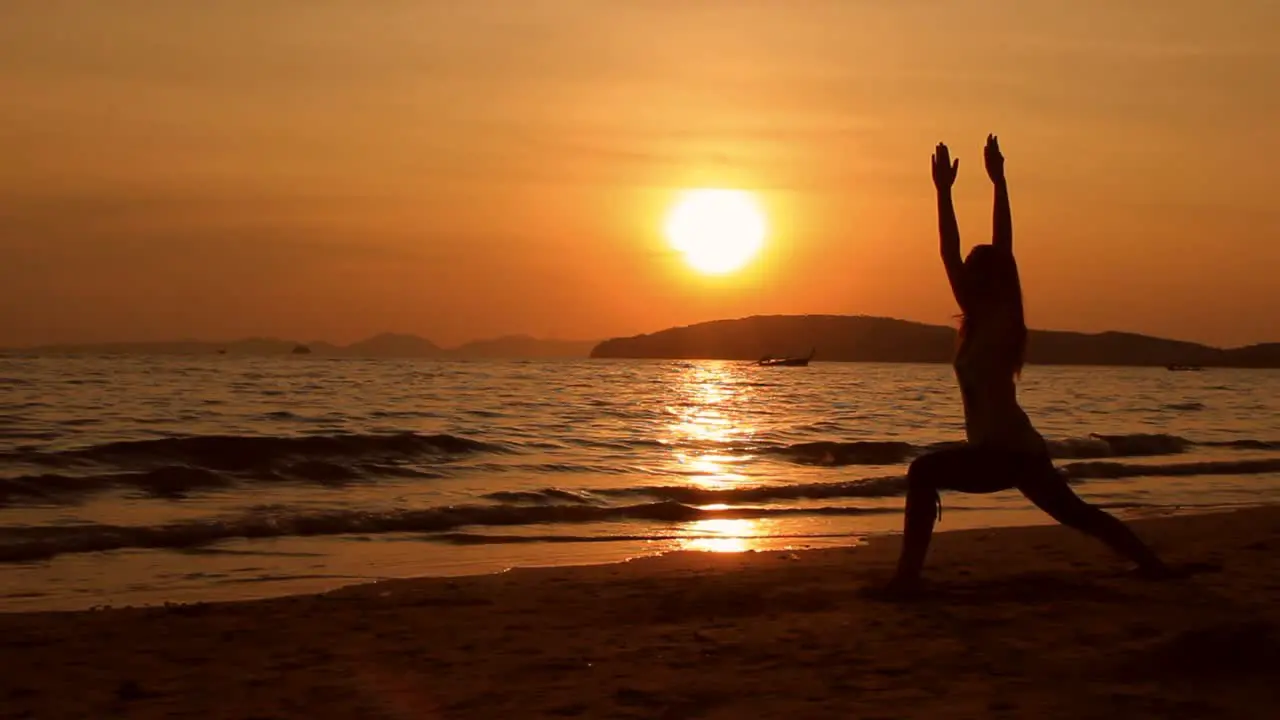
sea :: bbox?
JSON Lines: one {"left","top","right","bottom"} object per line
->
{"left": 1, "top": 355, "right": 1278, "bottom": 612}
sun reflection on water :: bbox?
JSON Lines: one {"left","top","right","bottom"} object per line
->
{"left": 681, "top": 516, "right": 762, "bottom": 553}
{"left": 661, "top": 363, "right": 776, "bottom": 552}
{"left": 665, "top": 362, "right": 756, "bottom": 488}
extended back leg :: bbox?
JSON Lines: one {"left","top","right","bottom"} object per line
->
{"left": 1020, "top": 474, "right": 1168, "bottom": 574}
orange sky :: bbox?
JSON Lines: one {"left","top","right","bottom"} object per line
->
{"left": 3, "top": 1, "right": 1278, "bottom": 348}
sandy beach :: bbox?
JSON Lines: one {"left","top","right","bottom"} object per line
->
{"left": 2, "top": 506, "right": 1277, "bottom": 720}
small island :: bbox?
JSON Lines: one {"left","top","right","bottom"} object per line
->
{"left": 590, "top": 314, "right": 1280, "bottom": 369}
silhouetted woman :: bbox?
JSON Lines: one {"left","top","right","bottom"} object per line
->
{"left": 881, "top": 136, "right": 1170, "bottom": 595}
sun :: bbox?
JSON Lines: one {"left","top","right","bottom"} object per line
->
{"left": 664, "top": 189, "right": 767, "bottom": 275}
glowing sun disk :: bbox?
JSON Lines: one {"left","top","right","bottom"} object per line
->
{"left": 664, "top": 189, "right": 767, "bottom": 274}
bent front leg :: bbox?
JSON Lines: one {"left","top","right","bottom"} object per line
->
{"left": 890, "top": 461, "right": 944, "bottom": 586}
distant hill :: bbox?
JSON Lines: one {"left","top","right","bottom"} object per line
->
{"left": 21, "top": 337, "right": 307, "bottom": 356}
{"left": 342, "top": 333, "right": 443, "bottom": 358}
{"left": 589, "top": 315, "right": 1280, "bottom": 368}
{"left": 10, "top": 334, "right": 596, "bottom": 360}
{"left": 1216, "top": 342, "right": 1280, "bottom": 368}
{"left": 451, "top": 335, "right": 597, "bottom": 359}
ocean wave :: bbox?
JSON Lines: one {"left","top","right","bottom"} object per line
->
{"left": 1060, "top": 457, "right": 1280, "bottom": 481}
{"left": 1, "top": 466, "right": 234, "bottom": 503}
{"left": 0, "top": 502, "right": 896, "bottom": 563}
{"left": 483, "top": 488, "right": 599, "bottom": 505}
{"left": 760, "top": 440, "right": 917, "bottom": 466}
{"left": 1200, "top": 439, "right": 1280, "bottom": 451}
{"left": 0, "top": 431, "right": 502, "bottom": 471}
{"left": 485, "top": 476, "right": 911, "bottom": 506}
{"left": 491, "top": 456, "right": 1280, "bottom": 508}
{"left": 3, "top": 438, "right": 1277, "bottom": 509}
{"left": 6, "top": 431, "right": 1274, "bottom": 476}
{"left": 1048, "top": 434, "right": 1191, "bottom": 459}
{"left": 754, "top": 433, "right": 1278, "bottom": 466}
{"left": 0, "top": 460, "right": 448, "bottom": 505}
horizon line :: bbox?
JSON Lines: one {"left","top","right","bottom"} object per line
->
{"left": 3, "top": 313, "right": 1275, "bottom": 352}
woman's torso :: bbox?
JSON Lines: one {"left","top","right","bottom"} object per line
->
{"left": 953, "top": 314, "right": 1044, "bottom": 452}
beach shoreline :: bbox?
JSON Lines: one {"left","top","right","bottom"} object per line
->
{"left": 2, "top": 504, "right": 1276, "bottom": 718}
{"left": 1, "top": 501, "right": 1257, "bottom": 615}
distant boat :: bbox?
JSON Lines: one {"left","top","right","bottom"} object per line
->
{"left": 291, "top": 344, "right": 312, "bottom": 355}
{"left": 1166, "top": 364, "right": 1203, "bottom": 372}
{"left": 757, "top": 348, "right": 815, "bottom": 367}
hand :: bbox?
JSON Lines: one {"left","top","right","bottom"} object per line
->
{"left": 931, "top": 143, "right": 959, "bottom": 190}
{"left": 984, "top": 134, "right": 1005, "bottom": 183}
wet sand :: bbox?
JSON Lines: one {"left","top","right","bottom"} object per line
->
{"left": 2, "top": 506, "right": 1277, "bottom": 719}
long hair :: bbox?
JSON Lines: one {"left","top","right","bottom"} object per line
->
{"left": 957, "top": 244, "right": 1028, "bottom": 377}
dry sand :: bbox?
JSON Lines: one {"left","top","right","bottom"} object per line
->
{"left": 2, "top": 506, "right": 1278, "bottom": 719}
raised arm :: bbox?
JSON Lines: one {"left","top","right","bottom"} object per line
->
{"left": 932, "top": 143, "right": 967, "bottom": 309}
{"left": 985, "top": 134, "right": 1012, "bottom": 251}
